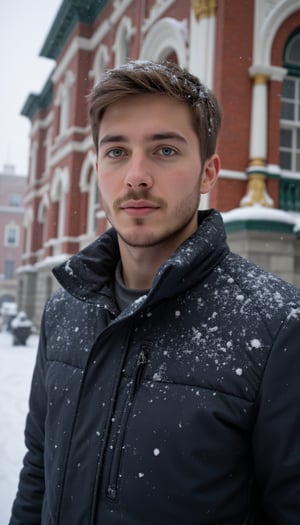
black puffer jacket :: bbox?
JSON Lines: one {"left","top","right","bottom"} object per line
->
{"left": 10, "top": 209, "right": 300, "bottom": 525}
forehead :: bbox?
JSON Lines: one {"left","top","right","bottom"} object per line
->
{"left": 99, "top": 94, "right": 196, "bottom": 137}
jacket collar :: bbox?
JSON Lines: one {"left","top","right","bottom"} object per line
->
{"left": 53, "top": 209, "right": 229, "bottom": 305}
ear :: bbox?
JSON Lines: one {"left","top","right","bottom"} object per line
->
{"left": 200, "top": 154, "right": 220, "bottom": 194}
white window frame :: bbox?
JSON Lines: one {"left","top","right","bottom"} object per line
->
{"left": 4, "top": 224, "right": 19, "bottom": 247}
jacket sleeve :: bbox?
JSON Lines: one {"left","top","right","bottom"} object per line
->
{"left": 9, "top": 310, "right": 48, "bottom": 525}
{"left": 253, "top": 307, "right": 300, "bottom": 524}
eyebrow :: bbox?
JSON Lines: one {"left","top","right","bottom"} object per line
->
{"left": 99, "top": 132, "right": 188, "bottom": 148}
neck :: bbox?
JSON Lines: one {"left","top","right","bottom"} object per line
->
{"left": 117, "top": 214, "right": 199, "bottom": 289}
{"left": 118, "top": 243, "right": 167, "bottom": 289}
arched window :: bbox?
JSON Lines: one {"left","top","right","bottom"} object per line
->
{"left": 23, "top": 206, "right": 34, "bottom": 255}
{"left": 29, "top": 141, "right": 38, "bottom": 184}
{"left": 139, "top": 18, "right": 187, "bottom": 66}
{"left": 55, "top": 71, "right": 75, "bottom": 137}
{"left": 92, "top": 44, "right": 109, "bottom": 84}
{"left": 113, "top": 17, "right": 136, "bottom": 66}
{"left": 44, "top": 126, "right": 53, "bottom": 174}
{"left": 37, "top": 193, "right": 49, "bottom": 248}
{"left": 280, "top": 30, "right": 300, "bottom": 174}
{"left": 50, "top": 168, "right": 69, "bottom": 251}
{"left": 79, "top": 151, "right": 100, "bottom": 240}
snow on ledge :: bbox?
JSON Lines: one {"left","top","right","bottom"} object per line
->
{"left": 294, "top": 217, "right": 300, "bottom": 233}
{"left": 222, "top": 205, "right": 295, "bottom": 225}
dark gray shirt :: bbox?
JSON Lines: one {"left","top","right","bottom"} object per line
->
{"left": 114, "top": 261, "right": 149, "bottom": 311}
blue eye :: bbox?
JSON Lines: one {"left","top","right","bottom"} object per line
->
{"left": 108, "top": 148, "right": 124, "bottom": 158}
{"left": 159, "top": 147, "right": 176, "bottom": 156}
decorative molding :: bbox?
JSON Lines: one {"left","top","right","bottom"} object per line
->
{"left": 50, "top": 135, "right": 93, "bottom": 167}
{"left": 110, "top": 0, "right": 133, "bottom": 25}
{"left": 253, "top": 0, "right": 300, "bottom": 66}
{"left": 140, "top": 17, "right": 188, "bottom": 66}
{"left": 253, "top": 73, "right": 269, "bottom": 85}
{"left": 249, "top": 158, "right": 266, "bottom": 166}
{"left": 219, "top": 169, "right": 247, "bottom": 180}
{"left": 30, "top": 111, "right": 53, "bottom": 136}
{"left": 52, "top": 1, "right": 133, "bottom": 84}
{"left": 24, "top": 183, "right": 50, "bottom": 205}
{"left": 191, "top": 0, "right": 217, "bottom": 22}
{"left": 142, "top": 0, "right": 176, "bottom": 33}
{"left": 45, "top": 236, "right": 80, "bottom": 247}
{"left": 53, "top": 125, "right": 90, "bottom": 150}
{"left": 50, "top": 167, "right": 70, "bottom": 201}
{"left": 113, "top": 16, "right": 137, "bottom": 66}
{"left": 0, "top": 206, "right": 25, "bottom": 214}
{"left": 240, "top": 173, "right": 274, "bottom": 207}
{"left": 249, "top": 64, "right": 287, "bottom": 81}
{"left": 90, "top": 44, "right": 110, "bottom": 83}
{"left": 79, "top": 150, "right": 97, "bottom": 192}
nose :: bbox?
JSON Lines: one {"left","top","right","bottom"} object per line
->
{"left": 124, "top": 152, "right": 152, "bottom": 190}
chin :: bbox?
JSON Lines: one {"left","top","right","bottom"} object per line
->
{"left": 118, "top": 229, "right": 164, "bottom": 248}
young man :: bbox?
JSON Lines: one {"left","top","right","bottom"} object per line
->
{"left": 10, "top": 61, "right": 300, "bottom": 524}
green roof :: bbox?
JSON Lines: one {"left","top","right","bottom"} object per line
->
{"left": 21, "top": 75, "right": 54, "bottom": 119}
{"left": 224, "top": 219, "right": 294, "bottom": 235}
{"left": 40, "top": 0, "right": 109, "bottom": 60}
{"left": 21, "top": 0, "right": 109, "bottom": 120}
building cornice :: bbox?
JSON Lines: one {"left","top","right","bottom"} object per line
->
{"left": 39, "top": 0, "right": 109, "bottom": 60}
{"left": 21, "top": 74, "right": 54, "bottom": 120}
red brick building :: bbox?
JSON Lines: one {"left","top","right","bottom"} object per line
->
{"left": 0, "top": 164, "right": 26, "bottom": 307}
{"left": 19, "top": 0, "right": 300, "bottom": 326}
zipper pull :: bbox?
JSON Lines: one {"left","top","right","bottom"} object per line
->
{"left": 133, "top": 345, "right": 150, "bottom": 393}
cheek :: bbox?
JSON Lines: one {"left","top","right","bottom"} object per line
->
{"left": 98, "top": 171, "right": 112, "bottom": 193}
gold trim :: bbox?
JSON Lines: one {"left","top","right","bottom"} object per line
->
{"left": 192, "top": 0, "right": 217, "bottom": 22}
{"left": 249, "top": 158, "right": 265, "bottom": 167}
{"left": 241, "top": 173, "right": 273, "bottom": 208}
{"left": 253, "top": 74, "right": 268, "bottom": 85}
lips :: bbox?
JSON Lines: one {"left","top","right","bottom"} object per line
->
{"left": 120, "top": 200, "right": 160, "bottom": 217}
{"left": 121, "top": 200, "right": 159, "bottom": 209}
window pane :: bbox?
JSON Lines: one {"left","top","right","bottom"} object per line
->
{"left": 280, "top": 151, "right": 292, "bottom": 170}
{"left": 5, "top": 225, "right": 18, "bottom": 246}
{"left": 281, "top": 128, "right": 292, "bottom": 147}
{"left": 4, "top": 260, "right": 15, "bottom": 280}
{"left": 296, "top": 153, "right": 300, "bottom": 171}
{"left": 282, "top": 79, "right": 295, "bottom": 99}
{"left": 297, "top": 129, "right": 300, "bottom": 149}
{"left": 281, "top": 101, "right": 295, "bottom": 120}
{"left": 287, "top": 35, "right": 300, "bottom": 66}
{"left": 9, "top": 194, "right": 21, "bottom": 207}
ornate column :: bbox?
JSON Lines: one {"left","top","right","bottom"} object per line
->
{"left": 190, "top": 1, "right": 217, "bottom": 210}
{"left": 241, "top": 67, "right": 273, "bottom": 207}
{"left": 190, "top": 0, "right": 217, "bottom": 88}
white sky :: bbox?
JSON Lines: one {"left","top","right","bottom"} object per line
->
{"left": 0, "top": 0, "right": 63, "bottom": 175}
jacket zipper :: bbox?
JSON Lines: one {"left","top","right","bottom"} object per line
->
{"left": 106, "top": 344, "right": 150, "bottom": 500}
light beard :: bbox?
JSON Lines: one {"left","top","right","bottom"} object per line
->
{"left": 112, "top": 198, "right": 200, "bottom": 249}
{"left": 103, "top": 175, "right": 203, "bottom": 249}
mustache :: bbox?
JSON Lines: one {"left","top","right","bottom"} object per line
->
{"left": 114, "top": 191, "right": 166, "bottom": 208}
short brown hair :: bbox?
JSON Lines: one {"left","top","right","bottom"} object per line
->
{"left": 88, "top": 60, "right": 222, "bottom": 164}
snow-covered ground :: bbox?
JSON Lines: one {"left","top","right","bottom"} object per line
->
{"left": 0, "top": 330, "right": 38, "bottom": 524}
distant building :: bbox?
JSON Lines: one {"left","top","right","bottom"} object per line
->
{"left": 19, "top": 0, "right": 300, "bottom": 327}
{"left": 0, "top": 164, "right": 26, "bottom": 306}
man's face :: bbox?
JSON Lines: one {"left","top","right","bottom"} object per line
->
{"left": 96, "top": 94, "right": 218, "bottom": 252}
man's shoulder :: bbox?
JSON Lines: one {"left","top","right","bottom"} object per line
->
{"left": 218, "top": 251, "right": 300, "bottom": 316}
